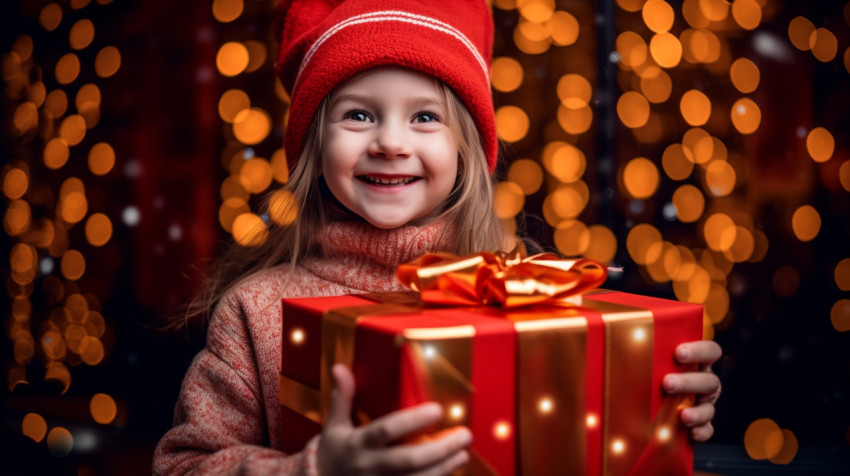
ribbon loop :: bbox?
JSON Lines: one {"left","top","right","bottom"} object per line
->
{"left": 397, "top": 247, "right": 608, "bottom": 308}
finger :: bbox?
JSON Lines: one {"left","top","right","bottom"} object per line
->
{"left": 325, "top": 364, "right": 356, "bottom": 428}
{"left": 680, "top": 402, "right": 716, "bottom": 427}
{"left": 367, "top": 427, "right": 472, "bottom": 473}
{"left": 690, "top": 422, "right": 715, "bottom": 442}
{"left": 663, "top": 371, "right": 721, "bottom": 394}
{"left": 357, "top": 402, "right": 443, "bottom": 447}
{"left": 408, "top": 449, "right": 470, "bottom": 476}
{"left": 675, "top": 341, "right": 721, "bottom": 367}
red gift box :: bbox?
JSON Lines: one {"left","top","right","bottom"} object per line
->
{"left": 279, "top": 290, "right": 702, "bottom": 475}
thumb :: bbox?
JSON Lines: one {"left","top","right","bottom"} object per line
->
{"left": 325, "top": 363, "right": 356, "bottom": 428}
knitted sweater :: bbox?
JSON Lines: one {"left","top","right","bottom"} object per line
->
{"left": 153, "top": 220, "right": 453, "bottom": 475}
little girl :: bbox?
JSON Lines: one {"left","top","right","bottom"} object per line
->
{"left": 154, "top": 0, "right": 722, "bottom": 474}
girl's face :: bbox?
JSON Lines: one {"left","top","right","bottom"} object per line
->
{"left": 321, "top": 68, "right": 459, "bottom": 229}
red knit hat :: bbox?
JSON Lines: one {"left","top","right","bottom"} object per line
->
{"left": 274, "top": 0, "right": 498, "bottom": 172}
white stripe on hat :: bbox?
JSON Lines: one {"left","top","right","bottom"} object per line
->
{"left": 294, "top": 10, "right": 489, "bottom": 90}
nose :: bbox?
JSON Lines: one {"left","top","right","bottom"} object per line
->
{"left": 368, "top": 122, "right": 413, "bottom": 159}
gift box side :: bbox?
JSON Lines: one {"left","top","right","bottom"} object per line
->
{"left": 585, "top": 291, "right": 703, "bottom": 476}
{"left": 281, "top": 295, "right": 375, "bottom": 387}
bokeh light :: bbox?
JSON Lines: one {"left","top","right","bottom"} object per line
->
{"left": 556, "top": 103, "right": 593, "bottom": 134}
{"left": 731, "top": 98, "right": 761, "bottom": 134}
{"left": 584, "top": 225, "right": 617, "bottom": 264}
{"left": 791, "top": 205, "right": 820, "bottom": 242}
{"left": 55, "top": 53, "right": 81, "bottom": 85}
{"left": 617, "top": 91, "right": 650, "bottom": 128}
{"left": 491, "top": 57, "right": 524, "bottom": 92}
{"left": 85, "top": 213, "right": 113, "bottom": 246}
{"left": 557, "top": 74, "right": 592, "bottom": 109}
{"left": 212, "top": 0, "right": 244, "bottom": 23}
{"left": 622, "top": 157, "right": 659, "bottom": 199}
{"left": 553, "top": 220, "right": 590, "bottom": 256}
{"left": 232, "top": 213, "right": 268, "bottom": 246}
{"left": 809, "top": 28, "right": 838, "bottom": 62}
{"left": 769, "top": 429, "right": 799, "bottom": 465}
{"left": 662, "top": 144, "right": 695, "bottom": 180}
{"left": 217, "top": 41, "right": 250, "bottom": 77}
{"left": 47, "top": 427, "right": 74, "bottom": 457}
{"left": 546, "top": 10, "right": 579, "bottom": 46}
{"left": 495, "top": 105, "right": 530, "bottom": 142}
{"left": 649, "top": 32, "right": 682, "bottom": 68}
{"left": 705, "top": 160, "right": 736, "bottom": 197}
{"left": 672, "top": 184, "right": 704, "bottom": 222}
{"left": 806, "top": 127, "right": 834, "bottom": 163}
{"left": 730, "top": 58, "right": 760, "bottom": 93}
{"left": 744, "top": 418, "right": 784, "bottom": 460}
{"left": 61, "top": 250, "right": 86, "bottom": 281}
{"left": 88, "top": 142, "right": 115, "bottom": 175}
{"left": 788, "top": 16, "right": 815, "bottom": 51}
{"left": 494, "top": 181, "right": 525, "bottom": 219}
{"left": 835, "top": 259, "right": 850, "bottom": 291}
{"left": 94, "top": 46, "right": 121, "bottom": 78}
{"left": 90, "top": 393, "right": 118, "bottom": 424}
{"left": 22, "top": 413, "right": 48, "bottom": 442}
{"left": 507, "top": 158, "right": 543, "bottom": 195}
{"left": 543, "top": 141, "right": 586, "bottom": 183}
{"left": 680, "top": 89, "right": 711, "bottom": 126}
{"left": 238, "top": 158, "right": 273, "bottom": 194}
{"left": 703, "top": 213, "right": 736, "bottom": 252}
{"left": 269, "top": 189, "right": 298, "bottom": 226}
{"left": 642, "top": 0, "right": 674, "bottom": 33}
{"left": 831, "top": 300, "right": 850, "bottom": 332}
{"left": 732, "top": 0, "right": 761, "bottom": 30}
{"left": 39, "top": 3, "right": 63, "bottom": 31}
{"left": 69, "top": 19, "right": 95, "bottom": 50}
{"left": 233, "top": 108, "right": 272, "bottom": 145}
{"left": 626, "top": 224, "right": 662, "bottom": 265}
{"left": 218, "top": 89, "right": 251, "bottom": 123}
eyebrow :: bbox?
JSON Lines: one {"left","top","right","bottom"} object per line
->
{"left": 330, "top": 93, "right": 445, "bottom": 109}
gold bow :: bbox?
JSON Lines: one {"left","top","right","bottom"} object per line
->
{"left": 396, "top": 247, "right": 607, "bottom": 308}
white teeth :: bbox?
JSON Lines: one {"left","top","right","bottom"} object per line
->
{"left": 362, "top": 176, "right": 416, "bottom": 185}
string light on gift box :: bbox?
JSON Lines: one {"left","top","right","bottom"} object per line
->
{"left": 289, "top": 328, "right": 305, "bottom": 346}
{"left": 537, "top": 397, "right": 554, "bottom": 414}
{"left": 493, "top": 421, "right": 512, "bottom": 440}
{"left": 611, "top": 438, "right": 626, "bottom": 455}
{"left": 657, "top": 426, "right": 671, "bottom": 442}
{"left": 632, "top": 327, "right": 647, "bottom": 342}
{"left": 586, "top": 413, "right": 598, "bottom": 428}
{"left": 449, "top": 403, "right": 465, "bottom": 421}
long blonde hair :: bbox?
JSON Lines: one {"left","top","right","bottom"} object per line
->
{"left": 177, "top": 78, "right": 509, "bottom": 328}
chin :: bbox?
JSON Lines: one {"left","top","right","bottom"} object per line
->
{"left": 364, "top": 217, "right": 411, "bottom": 230}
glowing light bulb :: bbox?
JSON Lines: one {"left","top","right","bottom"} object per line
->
{"left": 611, "top": 439, "right": 626, "bottom": 454}
{"left": 449, "top": 404, "right": 465, "bottom": 420}
{"left": 632, "top": 328, "right": 647, "bottom": 342}
{"left": 290, "top": 328, "right": 305, "bottom": 345}
{"left": 493, "top": 421, "right": 511, "bottom": 440}
{"left": 538, "top": 397, "right": 554, "bottom": 414}
{"left": 657, "top": 426, "right": 671, "bottom": 441}
{"left": 587, "top": 414, "right": 598, "bottom": 428}
{"left": 424, "top": 345, "right": 436, "bottom": 359}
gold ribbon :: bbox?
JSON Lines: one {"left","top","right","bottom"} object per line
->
{"left": 396, "top": 247, "right": 608, "bottom": 308}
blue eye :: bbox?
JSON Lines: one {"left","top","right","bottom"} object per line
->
{"left": 344, "top": 110, "right": 371, "bottom": 122}
{"left": 415, "top": 111, "right": 440, "bottom": 123}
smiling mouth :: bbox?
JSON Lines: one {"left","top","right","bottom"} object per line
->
{"left": 357, "top": 175, "right": 420, "bottom": 186}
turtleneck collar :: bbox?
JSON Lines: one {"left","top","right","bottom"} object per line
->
{"left": 299, "top": 219, "right": 453, "bottom": 293}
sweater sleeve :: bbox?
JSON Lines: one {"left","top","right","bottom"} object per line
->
{"left": 152, "top": 289, "right": 320, "bottom": 476}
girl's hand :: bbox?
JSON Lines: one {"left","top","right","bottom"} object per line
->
{"left": 316, "top": 364, "right": 472, "bottom": 476}
{"left": 663, "top": 340, "right": 722, "bottom": 442}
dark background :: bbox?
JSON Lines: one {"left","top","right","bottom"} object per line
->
{"left": 2, "top": 0, "right": 849, "bottom": 474}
